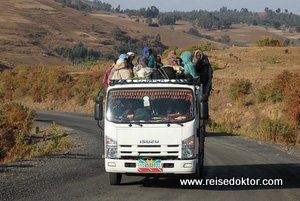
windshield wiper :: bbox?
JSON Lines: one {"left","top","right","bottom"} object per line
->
{"left": 128, "top": 122, "right": 143, "bottom": 127}
{"left": 167, "top": 122, "right": 184, "bottom": 127}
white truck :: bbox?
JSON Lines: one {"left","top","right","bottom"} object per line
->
{"left": 94, "top": 79, "right": 208, "bottom": 185}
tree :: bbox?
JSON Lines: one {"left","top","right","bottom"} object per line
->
{"left": 284, "top": 39, "right": 290, "bottom": 45}
{"left": 296, "top": 25, "right": 300, "bottom": 33}
{"left": 221, "top": 35, "right": 231, "bottom": 43}
{"left": 146, "top": 17, "right": 152, "bottom": 24}
{"left": 264, "top": 7, "right": 269, "bottom": 13}
{"left": 272, "top": 21, "right": 281, "bottom": 29}
{"left": 146, "top": 6, "right": 159, "bottom": 18}
{"left": 285, "top": 9, "right": 288, "bottom": 14}
{"left": 115, "top": 5, "right": 120, "bottom": 13}
{"left": 276, "top": 8, "right": 281, "bottom": 13}
{"left": 155, "top": 34, "right": 161, "bottom": 42}
{"left": 112, "top": 26, "right": 123, "bottom": 40}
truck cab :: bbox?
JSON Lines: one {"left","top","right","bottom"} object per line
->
{"left": 95, "top": 79, "right": 208, "bottom": 185}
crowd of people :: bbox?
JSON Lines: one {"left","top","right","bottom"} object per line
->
{"left": 102, "top": 47, "right": 212, "bottom": 94}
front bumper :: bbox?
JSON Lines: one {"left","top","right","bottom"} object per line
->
{"left": 105, "top": 158, "right": 198, "bottom": 174}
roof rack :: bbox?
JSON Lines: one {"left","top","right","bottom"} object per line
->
{"left": 109, "top": 79, "right": 194, "bottom": 86}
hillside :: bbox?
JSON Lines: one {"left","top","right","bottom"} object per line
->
{"left": 0, "top": 0, "right": 117, "bottom": 67}
{"left": 0, "top": 0, "right": 228, "bottom": 68}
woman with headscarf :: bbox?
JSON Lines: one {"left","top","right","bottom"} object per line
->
{"left": 193, "top": 50, "right": 210, "bottom": 84}
{"left": 110, "top": 56, "right": 133, "bottom": 80}
{"left": 138, "top": 47, "right": 157, "bottom": 68}
{"left": 180, "top": 51, "right": 199, "bottom": 80}
{"left": 133, "top": 56, "right": 153, "bottom": 78}
{"left": 164, "top": 50, "right": 180, "bottom": 66}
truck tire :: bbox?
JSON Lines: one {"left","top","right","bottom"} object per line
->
{"left": 195, "top": 126, "right": 205, "bottom": 178}
{"left": 109, "top": 173, "right": 122, "bottom": 185}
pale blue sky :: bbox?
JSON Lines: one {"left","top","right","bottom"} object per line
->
{"left": 100, "top": 0, "right": 300, "bottom": 14}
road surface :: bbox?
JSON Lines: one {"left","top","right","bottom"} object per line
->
{"left": 1, "top": 111, "right": 299, "bottom": 201}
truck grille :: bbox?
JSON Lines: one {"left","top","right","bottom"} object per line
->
{"left": 119, "top": 144, "right": 180, "bottom": 159}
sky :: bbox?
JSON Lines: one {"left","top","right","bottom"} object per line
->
{"left": 100, "top": 0, "right": 300, "bottom": 14}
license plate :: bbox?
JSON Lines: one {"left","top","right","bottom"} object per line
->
{"left": 138, "top": 159, "right": 162, "bottom": 172}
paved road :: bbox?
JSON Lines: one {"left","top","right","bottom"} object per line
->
{"left": 1, "top": 111, "right": 300, "bottom": 201}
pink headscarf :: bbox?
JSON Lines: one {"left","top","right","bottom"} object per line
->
{"left": 164, "top": 50, "right": 179, "bottom": 66}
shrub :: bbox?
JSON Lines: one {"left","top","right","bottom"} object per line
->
{"left": 256, "top": 114, "right": 298, "bottom": 146}
{"left": 52, "top": 42, "right": 101, "bottom": 64}
{"left": 0, "top": 103, "right": 34, "bottom": 160}
{"left": 283, "top": 76, "right": 300, "bottom": 122}
{"left": 148, "top": 23, "right": 159, "bottom": 27}
{"left": 71, "top": 70, "right": 106, "bottom": 105}
{"left": 0, "top": 66, "right": 74, "bottom": 103}
{"left": 229, "top": 79, "right": 252, "bottom": 101}
{"left": 257, "top": 70, "right": 294, "bottom": 103}
{"left": 254, "top": 37, "right": 285, "bottom": 47}
{"left": 113, "top": 38, "right": 143, "bottom": 54}
{"left": 112, "top": 26, "right": 123, "bottom": 40}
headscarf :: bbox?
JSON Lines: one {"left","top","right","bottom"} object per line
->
{"left": 116, "top": 58, "right": 125, "bottom": 64}
{"left": 164, "top": 50, "right": 179, "bottom": 66}
{"left": 142, "top": 47, "right": 151, "bottom": 58}
{"left": 193, "top": 50, "right": 203, "bottom": 64}
{"left": 119, "top": 54, "right": 127, "bottom": 59}
{"left": 180, "top": 51, "right": 198, "bottom": 79}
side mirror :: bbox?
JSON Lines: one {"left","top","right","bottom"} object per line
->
{"left": 94, "top": 96, "right": 103, "bottom": 121}
{"left": 199, "top": 102, "right": 208, "bottom": 120}
{"left": 197, "top": 93, "right": 208, "bottom": 120}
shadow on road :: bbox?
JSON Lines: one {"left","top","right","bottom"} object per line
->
{"left": 205, "top": 131, "right": 236, "bottom": 137}
{"left": 122, "top": 163, "right": 300, "bottom": 190}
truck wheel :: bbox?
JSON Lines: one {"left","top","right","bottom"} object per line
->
{"left": 195, "top": 126, "right": 205, "bottom": 178}
{"left": 194, "top": 152, "right": 204, "bottom": 178}
{"left": 109, "top": 173, "right": 122, "bottom": 185}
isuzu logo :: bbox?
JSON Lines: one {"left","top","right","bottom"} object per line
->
{"left": 140, "top": 139, "right": 159, "bottom": 144}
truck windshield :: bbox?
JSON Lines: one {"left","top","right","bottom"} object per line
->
{"left": 106, "top": 88, "right": 193, "bottom": 123}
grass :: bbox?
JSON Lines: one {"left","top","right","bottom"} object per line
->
{"left": 255, "top": 114, "right": 299, "bottom": 147}
{"left": 264, "top": 55, "right": 277, "bottom": 64}
{"left": 229, "top": 79, "right": 252, "bottom": 104}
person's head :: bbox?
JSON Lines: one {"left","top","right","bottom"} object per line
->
{"left": 156, "top": 55, "right": 161, "bottom": 61}
{"left": 146, "top": 50, "right": 152, "bottom": 56}
{"left": 114, "top": 58, "right": 118, "bottom": 64}
{"left": 195, "top": 50, "right": 203, "bottom": 60}
{"left": 126, "top": 52, "right": 135, "bottom": 63}
{"left": 142, "top": 47, "right": 152, "bottom": 57}
{"left": 180, "top": 51, "right": 193, "bottom": 64}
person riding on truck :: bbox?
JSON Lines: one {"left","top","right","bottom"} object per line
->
{"left": 138, "top": 47, "right": 157, "bottom": 69}
{"left": 180, "top": 51, "right": 199, "bottom": 83}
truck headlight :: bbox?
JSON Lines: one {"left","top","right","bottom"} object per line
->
{"left": 182, "top": 136, "right": 195, "bottom": 159}
{"left": 106, "top": 136, "right": 118, "bottom": 158}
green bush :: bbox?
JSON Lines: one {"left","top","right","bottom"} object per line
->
{"left": 256, "top": 114, "right": 298, "bottom": 146}
{"left": 229, "top": 79, "right": 252, "bottom": 101}
{"left": 52, "top": 42, "right": 101, "bottom": 64}
{"left": 254, "top": 37, "right": 285, "bottom": 47}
